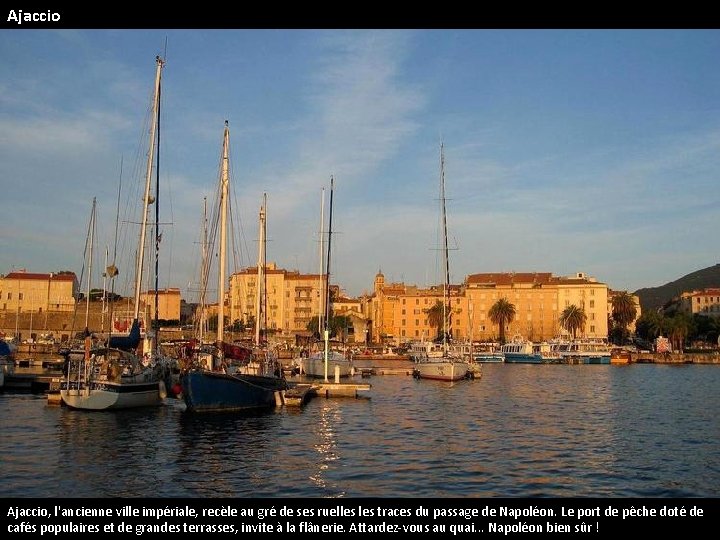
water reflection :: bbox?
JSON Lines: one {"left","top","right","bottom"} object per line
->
{"left": 1, "top": 365, "right": 719, "bottom": 497}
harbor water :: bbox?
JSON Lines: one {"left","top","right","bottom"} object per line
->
{"left": 1, "top": 364, "right": 718, "bottom": 497}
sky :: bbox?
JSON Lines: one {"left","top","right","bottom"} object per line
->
{"left": 1, "top": 29, "right": 719, "bottom": 303}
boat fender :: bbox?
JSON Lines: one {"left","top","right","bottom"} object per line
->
{"left": 158, "top": 380, "right": 167, "bottom": 399}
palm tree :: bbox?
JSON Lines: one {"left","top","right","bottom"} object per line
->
{"left": 611, "top": 291, "right": 637, "bottom": 344}
{"left": 424, "top": 300, "right": 447, "bottom": 341}
{"left": 560, "top": 304, "right": 587, "bottom": 339}
{"left": 489, "top": 298, "right": 516, "bottom": 344}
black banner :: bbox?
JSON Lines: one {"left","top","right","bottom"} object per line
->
{"left": 1, "top": 498, "right": 716, "bottom": 536}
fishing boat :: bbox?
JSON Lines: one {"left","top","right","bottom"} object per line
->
{"left": 413, "top": 144, "right": 468, "bottom": 382}
{"left": 181, "top": 122, "right": 286, "bottom": 412}
{"left": 60, "top": 56, "right": 167, "bottom": 410}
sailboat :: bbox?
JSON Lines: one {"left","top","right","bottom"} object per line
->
{"left": 181, "top": 121, "right": 287, "bottom": 412}
{"left": 60, "top": 56, "right": 167, "bottom": 410}
{"left": 301, "top": 177, "right": 353, "bottom": 380}
{"left": 413, "top": 144, "right": 469, "bottom": 382}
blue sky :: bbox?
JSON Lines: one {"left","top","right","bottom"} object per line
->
{"left": 1, "top": 30, "right": 719, "bottom": 302}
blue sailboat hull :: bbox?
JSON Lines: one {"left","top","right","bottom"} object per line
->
{"left": 181, "top": 370, "right": 286, "bottom": 412}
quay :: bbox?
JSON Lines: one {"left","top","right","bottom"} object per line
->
{"left": 628, "top": 352, "right": 720, "bottom": 364}
{"left": 283, "top": 381, "right": 371, "bottom": 407}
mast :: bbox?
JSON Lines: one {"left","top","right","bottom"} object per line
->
{"left": 198, "top": 197, "right": 208, "bottom": 345}
{"left": 133, "top": 55, "right": 163, "bottom": 323}
{"left": 318, "top": 187, "right": 325, "bottom": 337}
{"left": 440, "top": 143, "right": 450, "bottom": 352}
{"left": 323, "top": 176, "right": 334, "bottom": 382}
{"left": 254, "top": 194, "right": 267, "bottom": 347}
{"left": 153, "top": 62, "right": 162, "bottom": 350}
{"left": 217, "top": 120, "right": 230, "bottom": 363}
{"left": 85, "top": 197, "right": 96, "bottom": 331}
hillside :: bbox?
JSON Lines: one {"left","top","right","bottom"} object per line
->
{"left": 634, "top": 263, "right": 720, "bottom": 312}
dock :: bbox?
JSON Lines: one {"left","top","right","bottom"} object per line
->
{"left": 283, "top": 380, "right": 371, "bottom": 407}
{"left": 2, "top": 369, "right": 59, "bottom": 393}
{"left": 283, "top": 384, "right": 313, "bottom": 407}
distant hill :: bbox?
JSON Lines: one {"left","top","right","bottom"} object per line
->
{"left": 634, "top": 263, "right": 720, "bottom": 312}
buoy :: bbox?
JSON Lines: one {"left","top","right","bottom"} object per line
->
{"left": 171, "top": 383, "right": 182, "bottom": 397}
{"left": 158, "top": 380, "right": 167, "bottom": 399}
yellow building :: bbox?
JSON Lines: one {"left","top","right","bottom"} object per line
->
{"left": 0, "top": 271, "right": 78, "bottom": 313}
{"left": 228, "top": 262, "right": 326, "bottom": 336}
{"left": 140, "top": 287, "right": 182, "bottom": 322}
{"left": 466, "top": 271, "right": 608, "bottom": 341}
{"left": 369, "top": 270, "right": 610, "bottom": 344}
{"left": 368, "top": 271, "right": 468, "bottom": 343}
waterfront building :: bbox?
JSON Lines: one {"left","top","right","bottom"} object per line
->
{"left": 228, "top": 263, "right": 326, "bottom": 337}
{"left": 466, "top": 271, "right": 608, "bottom": 341}
{"left": 368, "top": 270, "right": 469, "bottom": 344}
{"left": 368, "top": 270, "right": 610, "bottom": 344}
{"left": 0, "top": 270, "right": 78, "bottom": 314}
{"left": 673, "top": 288, "right": 720, "bottom": 318}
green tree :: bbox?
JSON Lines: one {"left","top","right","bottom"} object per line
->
{"left": 424, "top": 300, "right": 447, "bottom": 341}
{"left": 635, "top": 311, "right": 664, "bottom": 342}
{"left": 489, "top": 298, "right": 516, "bottom": 345}
{"left": 666, "top": 313, "right": 693, "bottom": 352}
{"left": 560, "top": 304, "right": 587, "bottom": 339}
{"left": 611, "top": 291, "right": 637, "bottom": 344}
{"left": 306, "top": 314, "right": 352, "bottom": 340}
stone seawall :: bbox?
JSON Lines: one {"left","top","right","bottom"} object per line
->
{"left": 630, "top": 352, "right": 720, "bottom": 364}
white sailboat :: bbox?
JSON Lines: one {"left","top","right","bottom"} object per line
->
{"left": 60, "top": 56, "right": 167, "bottom": 410}
{"left": 413, "top": 144, "right": 469, "bottom": 382}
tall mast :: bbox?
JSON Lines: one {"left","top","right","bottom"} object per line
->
{"left": 318, "top": 187, "right": 325, "bottom": 336}
{"left": 323, "top": 176, "right": 334, "bottom": 382}
{"left": 440, "top": 143, "right": 450, "bottom": 351}
{"left": 133, "top": 55, "right": 163, "bottom": 322}
{"left": 255, "top": 194, "right": 267, "bottom": 347}
{"left": 198, "top": 196, "right": 208, "bottom": 344}
{"left": 153, "top": 62, "right": 162, "bottom": 347}
{"left": 85, "top": 197, "right": 96, "bottom": 330}
{"left": 217, "top": 120, "right": 230, "bottom": 358}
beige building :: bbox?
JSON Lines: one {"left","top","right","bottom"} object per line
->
{"left": 0, "top": 271, "right": 78, "bottom": 313}
{"left": 140, "top": 287, "right": 182, "bottom": 323}
{"left": 368, "top": 270, "right": 610, "bottom": 343}
{"left": 228, "top": 263, "right": 326, "bottom": 336}
{"left": 466, "top": 271, "right": 608, "bottom": 341}
{"left": 675, "top": 288, "right": 720, "bottom": 317}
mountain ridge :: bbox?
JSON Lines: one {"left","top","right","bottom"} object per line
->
{"left": 634, "top": 263, "right": 720, "bottom": 313}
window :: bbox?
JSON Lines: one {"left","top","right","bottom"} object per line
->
{"left": 19, "top": 292, "right": 24, "bottom": 300}
{"left": 589, "top": 300, "right": 594, "bottom": 308}
{"left": 590, "top": 289, "right": 594, "bottom": 296}
{"left": 415, "top": 319, "right": 419, "bottom": 326}
{"left": 590, "top": 313, "right": 595, "bottom": 321}
{"left": 415, "top": 330, "right": 419, "bottom": 337}
{"left": 401, "top": 319, "right": 406, "bottom": 326}
{"left": 401, "top": 330, "right": 406, "bottom": 337}
{"left": 480, "top": 325, "right": 485, "bottom": 331}
{"left": 402, "top": 309, "right": 406, "bottom": 315}
{"left": 7, "top": 293, "right": 11, "bottom": 300}
{"left": 402, "top": 299, "right": 406, "bottom": 305}
{"left": 415, "top": 299, "right": 419, "bottom": 305}
{"left": 590, "top": 325, "right": 595, "bottom": 333}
